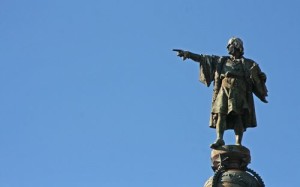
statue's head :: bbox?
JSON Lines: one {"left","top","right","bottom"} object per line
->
{"left": 227, "top": 37, "right": 244, "bottom": 56}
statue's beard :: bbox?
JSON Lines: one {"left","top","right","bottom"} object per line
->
{"left": 228, "top": 47, "right": 241, "bottom": 57}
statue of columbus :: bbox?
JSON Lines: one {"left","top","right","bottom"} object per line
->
{"left": 173, "top": 37, "right": 268, "bottom": 148}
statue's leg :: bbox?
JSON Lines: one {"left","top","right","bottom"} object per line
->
{"left": 234, "top": 115, "right": 244, "bottom": 146}
{"left": 210, "top": 113, "right": 226, "bottom": 148}
{"left": 216, "top": 113, "right": 226, "bottom": 141}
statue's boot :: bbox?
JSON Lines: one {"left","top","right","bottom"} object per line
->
{"left": 210, "top": 139, "right": 225, "bottom": 149}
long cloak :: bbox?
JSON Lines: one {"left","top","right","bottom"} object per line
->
{"left": 198, "top": 55, "right": 268, "bottom": 130}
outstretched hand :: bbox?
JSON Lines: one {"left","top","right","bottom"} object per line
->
{"left": 172, "top": 49, "right": 187, "bottom": 60}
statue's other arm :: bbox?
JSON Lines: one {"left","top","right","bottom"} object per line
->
{"left": 250, "top": 63, "right": 268, "bottom": 103}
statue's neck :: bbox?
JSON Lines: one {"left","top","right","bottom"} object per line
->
{"left": 230, "top": 54, "right": 243, "bottom": 60}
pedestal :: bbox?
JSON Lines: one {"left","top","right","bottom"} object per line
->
{"left": 203, "top": 145, "right": 264, "bottom": 187}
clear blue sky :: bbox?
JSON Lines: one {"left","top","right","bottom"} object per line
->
{"left": 0, "top": 0, "right": 299, "bottom": 186}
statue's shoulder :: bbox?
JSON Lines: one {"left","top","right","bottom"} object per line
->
{"left": 243, "top": 57, "right": 258, "bottom": 66}
{"left": 218, "top": 56, "right": 229, "bottom": 63}
{"left": 214, "top": 56, "right": 229, "bottom": 73}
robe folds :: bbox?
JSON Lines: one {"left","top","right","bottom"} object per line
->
{"left": 198, "top": 55, "right": 268, "bottom": 130}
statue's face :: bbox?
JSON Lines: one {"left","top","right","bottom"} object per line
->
{"left": 227, "top": 43, "right": 235, "bottom": 55}
{"left": 226, "top": 38, "right": 243, "bottom": 57}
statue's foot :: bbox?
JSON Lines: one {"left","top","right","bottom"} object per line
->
{"left": 210, "top": 139, "right": 225, "bottom": 149}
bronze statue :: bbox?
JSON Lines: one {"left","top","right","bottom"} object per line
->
{"left": 173, "top": 37, "right": 268, "bottom": 148}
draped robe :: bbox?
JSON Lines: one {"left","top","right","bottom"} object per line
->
{"left": 197, "top": 55, "right": 268, "bottom": 130}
